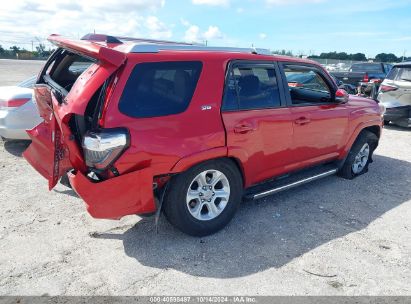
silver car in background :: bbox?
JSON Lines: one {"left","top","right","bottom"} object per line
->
{"left": 0, "top": 76, "right": 42, "bottom": 140}
{"left": 377, "top": 62, "right": 411, "bottom": 128}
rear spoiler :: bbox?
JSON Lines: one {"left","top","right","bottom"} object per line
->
{"left": 47, "top": 34, "right": 126, "bottom": 67}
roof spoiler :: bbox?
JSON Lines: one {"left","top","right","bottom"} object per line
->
{"left": 47, "top": 34, "right": 126, "bottom": 67}
{"left": 81, "top": 33, "right": 123, "bottom": 44}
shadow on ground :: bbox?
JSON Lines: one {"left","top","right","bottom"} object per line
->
{"left": 384, "top": 124, "right": 411, "bottom": 132}
{"left": 93, "top": 154, "right": 411, "bottom": 278}
{"left": 3, "top": 140, "right": 30, "bottom": 157}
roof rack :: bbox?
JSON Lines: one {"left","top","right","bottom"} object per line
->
{"left": 115, "top": 36, "right": 196, "bottom": 46}
{"left": 81, "top": 33, "right": 197, "bottom": 46}
{"left": 127, "top": 44, "right": 272, "bottom": 55}
{"left": 80, "top": 33, "right": 272, "bottom": 56}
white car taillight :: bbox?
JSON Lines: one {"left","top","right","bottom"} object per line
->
{"left": 0, "top": 98, "right": 30, "bottom": 110}
{"left": 82, "top": 129, "right": 129, "bottom": 170}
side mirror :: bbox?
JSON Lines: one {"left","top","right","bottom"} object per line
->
{"left": 335, "top": 88, "right": 349, "bottom": 104}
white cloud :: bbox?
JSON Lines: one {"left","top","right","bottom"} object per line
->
{"left": 192, "top": 0, "right": 229, "bottom": 6}
{"left": 184, "top": 25, "right": 201, "bottom": 42}
{"left": 0, "top": 0, "right": 169, "bottom": 48}
{"left": 259, "top": 33, "right": 267, "bottom": 40}
{"left": 180, "top": 18, "right": 191, "bottom": 27}
{"left": 236, "top": 7, "right": 245, "bottom": 13}
{"left": 204, "top": 26, "right": 223, "bottom": 40}
{"left": 266, "top": 0, "right": 324, "bottom": 5}
{"left": 145, "top": 16, "right": 172, "bottom": 39}
{"left": 182, "top": 20, "right": 225, "bottom": 43}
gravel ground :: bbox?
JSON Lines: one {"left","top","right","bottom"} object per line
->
{"left": 0, "top": 60, "right": 410, "bottom": 296}
{"left": 0, "top": 59, "right": 45, "bottom": 86}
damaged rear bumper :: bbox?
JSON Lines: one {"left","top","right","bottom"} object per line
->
{"left": 384, "top": 105, "right": 411, "bottom": 127}
{"left": 68, "top": 168, "right": 156, "bottom": 219}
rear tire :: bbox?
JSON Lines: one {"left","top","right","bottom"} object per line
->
{"left": 338, "top": 130, "right": 378, "bottom": 180}
{"left": 163, "top": 159, "right": 243, "bottom": 236}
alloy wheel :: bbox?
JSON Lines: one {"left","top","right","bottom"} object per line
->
{"left": 352, "top": 143, "right": 370, "bottom": 174}
{"left": 186, "top": 169, "right": 230, "bottom": 221}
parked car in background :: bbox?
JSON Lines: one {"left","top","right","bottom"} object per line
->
{"left": 0, "top": 76, "right": 42, "bottom": 140}
{"left": 331, "top": 63, "right": 393, "bottom": 95}
{"left": 24, "top": 34, "right": 383, "bottom": 236}
{"left": 377, "top": 62, "right": 411, "bottom": 127}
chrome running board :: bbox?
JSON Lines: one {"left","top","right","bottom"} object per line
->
{"left": 251, "top": 168, "right": 338, "bottom": 200}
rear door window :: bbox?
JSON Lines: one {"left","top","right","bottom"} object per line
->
{"left": 223, "top": 63, "right": 281, "bottom": 111}
{"left": 119, "top": 61, "right": 202, "bottom": 118}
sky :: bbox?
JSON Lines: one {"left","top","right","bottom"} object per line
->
{"left": 0, "top": 0, "right": 410, "bottom": 58}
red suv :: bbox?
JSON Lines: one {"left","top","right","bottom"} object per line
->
{"left": 24, "top": 34, "right": 384, "bottom": 236}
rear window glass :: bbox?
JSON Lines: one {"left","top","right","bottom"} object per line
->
{"left": 350, "top": 63, "right": 383, "bottom": 73}
{"left": 47, "top": 51, "right": 93, "bottom": 91}
{"left": 119, "top": 61, "right": 202, "bottom": 118}
{"left": 386, "top": 67, "right": 399, "bottom": 80}
{"left": 395, "top": 67, "right": 411, "bottom": 81}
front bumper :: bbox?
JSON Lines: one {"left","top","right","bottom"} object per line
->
{"left": 384, "top": 105, "right": 411, "bottom": 127}
{"left": 68, "top": 168, "right": 156, "bottom": 219}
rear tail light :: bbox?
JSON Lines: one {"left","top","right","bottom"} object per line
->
{"left": 363, "top": 73, "right": 369, "bottom": 83}
{"left": 379, "top": 85, "right": 398, "bottom": 93}
{"left": 82, "top": 128, "right": 129, "bottom": 170}
{"left": 370, "top": 78, "right": 382, "bottom": 84}
{"left": 0, "top": 98, "right": 30, "bottom": 109}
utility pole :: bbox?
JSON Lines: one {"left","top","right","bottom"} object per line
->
{"left": 403, "top": 50, "right": 407, "bottom": 62}
{"left": 31, "top": 40, "right": 33, "bottom": 52}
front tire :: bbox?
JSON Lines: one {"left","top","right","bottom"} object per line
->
{"left": 163, "top": 159, "right": 243, "bottom": 236}
{"left": 338, "top": 130, "right": 378, "bottom": 180}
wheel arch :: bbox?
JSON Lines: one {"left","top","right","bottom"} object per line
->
{"left": 341, "top": 120, "right": 382, "bottom": 157}
{"left": 363, "top": 125, "right": 381, "bottom": 139}
{"left": 337, "top": 121, "right": 381, "bottom": 170}
{"left": 169, "top": 150, "right": 246, "bottom": 189}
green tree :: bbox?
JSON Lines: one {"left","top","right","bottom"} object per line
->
{"left": 272, "top": 49, "right": 294, "bottom": 56}
{"left": 338, "top": 52, "right": 349, "bottom": 60}
{"left": 375, "top": 53, "right": 399, "bottom": 63}
{"left": 36, "top": 43, "right": 46, "bottom": 56}
{"left": 9, "top": 46, "right": 21, "bottom": 54}
{"left": 351, "top": 53, "right": 367, "bottom": 61}
{"left": 0, "top": 45, "right": 4, "bottom": 54}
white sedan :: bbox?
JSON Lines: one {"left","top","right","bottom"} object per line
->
{"left": 0, "top": 76, "right": 42, "bottom": 140}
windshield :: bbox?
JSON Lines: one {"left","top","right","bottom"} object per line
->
{"left": 350, "top": 64, "right": 383, "bottom": 73}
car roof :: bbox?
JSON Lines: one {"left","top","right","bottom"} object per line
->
{"left": 393, "top": 61, "right": 411, "bottom": 67}
{"left": 48, "top": 33, "right": 321, "bottom": 67}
